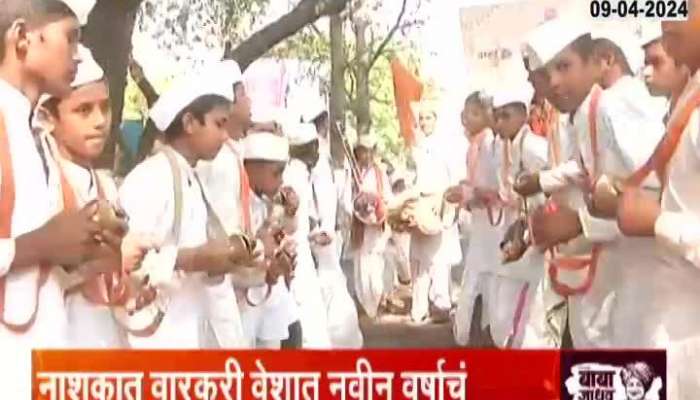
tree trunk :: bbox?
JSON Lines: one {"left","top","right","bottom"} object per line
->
{"left": 225, "top": 0, "right": 349, "bottom": 71}
{"left": 85, "top": 0, "right": 350, "bottom": 173}
{"left": 83, "top": 0, "right": 143, "bottom": 171}
{"left": 329, "top": 14, "right": 346, "bottom": 168}
{"left": 353, "top": 17, "right": 371, "bottom": 138}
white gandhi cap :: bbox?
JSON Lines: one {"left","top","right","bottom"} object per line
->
{"left": 491, "top": 80, "right": 536, "bottom": 111}
{"left": 522, "top": 17, "right": 590, "bottom": 71}
{"left": 149, "top": 67, "right": 235, "bottom": 132}
{"left": 356, "top": 134, "right": 377, "bottom": 149}
{"left": 60, "top": 0, "right": 96, "bottom": 26}
{"left": 202, "top": 60, "right": 244, "bottom": 101}
{"left": 72, "top": 45, "right": 104, "bottom": 88}
{"left": 243, "top": 132, "right": 289, "bottom": 162}
{"left": 285, "top": 122, "right": 318, "bottom": 146}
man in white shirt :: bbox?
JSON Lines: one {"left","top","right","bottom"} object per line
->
{"left": 236, "top": 132, "right": 299, "bottom": 349}
{"left": 195, "top": 60, "right": 256, "bottom": 349}
{"left": 409, "top": 102, "right": 460, "bottom": 323}
{"left": 118, "top": 65, "right": 256, "bottom": 349}
{"left": 524, "top": 18, "right": 666, "bottom": 351}
{"left": 39, "top": 45, "right": 139, "bottom": 348}
{"left": 449, "top": 92, "right": 503, "bottom": 347}
{"left": 641, "top": 22, "right": 690, "bottom": 119}
{"left": 283, "top": 122, "right": 332, "bottom": 348}
{"left": 0, "top": 1, "right": 127, "bottom": 397}
{"left": 490, "top": 80, "right": 555, "bottom": 348}
{"left": 617, "top": 7, "right": 700, "bottom": 397}
{"left": 347, "top": 135, "right": 392, "bottom": 319}
{"left": 304, "top": 102, "right": 363, "bottom": 348}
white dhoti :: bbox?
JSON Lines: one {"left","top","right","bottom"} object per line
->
{"left": 313, "top": 239, "right": 363, "bottom": 348}
{"left": 0, "top": 275, "right": 68, "bottom": 400}
{"left": 608, "top": 240, "right": 700, "bottom": 400}
{"left": 203, "top": 275, "right": 248, "bottom": 349}
{"left": 66, "top": 294, "right": 127, "bottom": 348}
{"left": 353, "top": 225, "right": 390, "bottom": 319}
{"left": 484, "top": 275, "right": 532, "bottom": 348}
{"left": 668, "top": 336, "right": 700, "bottom": 400}
{"left": 490, "top": 244, "right": 561, "bottom": 350}
{"left": 566, "top": 248, "right": 620, "bottom": 349}
{"left": 240, "top": 281, "right": 297, "bottom": 348}
{"left": 519, "top": 274, "right": 566, "bottom": 349}
{"left": 290, "top": 244, "right": 332, "bottom": 348}
{"left": 410, "top": 231, "right": 451, "bottom": 322}
{"left": 127, "top": 275, "right": 207, "bottom": 349}
{"left": 389, "top": 232, "right": 412, "bottom": 283}
{"left": 453, "top": 210, "right": 504, "bottom": 346}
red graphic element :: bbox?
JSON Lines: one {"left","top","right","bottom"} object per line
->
{"left": 33, "top": 350, "right": 560, "bottom": 400}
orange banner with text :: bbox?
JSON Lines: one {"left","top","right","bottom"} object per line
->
{"left": 33, "top": 349, "right": 561, "bottom": 400}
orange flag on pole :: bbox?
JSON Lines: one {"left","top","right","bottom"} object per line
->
{"left": 391, "top": 58, "right": 423, "bottom": 147}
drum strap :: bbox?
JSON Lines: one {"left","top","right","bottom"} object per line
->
{"left": 115, "top": 147, "right": 185, "bottom": 337}
{"left": 45, "top": 133, "right": 128, "bottom": 307}
{"left": 547, "top": 85, "right": 602, "bottom": 297}
{"left": 0, "top": 113, "right": 51, "bottom": 333}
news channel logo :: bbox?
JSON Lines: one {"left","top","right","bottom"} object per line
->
{"left": 561, "top": 350, "right": 666, "bottom": 400}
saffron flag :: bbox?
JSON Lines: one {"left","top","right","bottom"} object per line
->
{"left": 391, "top": 58, "right": 423, "bottom": 147}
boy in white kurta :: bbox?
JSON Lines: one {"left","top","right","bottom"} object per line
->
{"left": 490, "top": 80, "right": 550, "bottom": 348}
{"left": 409, "top": 103, "right": 460, "bottom": 323}
{"left": 283, "top": 123, "right": 332, "bottom": 348}
{"left": 450, "top": 92, "right": 504, "bottom": 347}
{"left": 526, "top": 19, "right": 666, "bottom": 350}
{"left": 305, "top": 104, "right": 363, "bottom": 348}
{"left": 237, "top": 132, "right": 299, "bottom": 349}
{"left": 349, "top": 135, "right": 393, "bottom": 319}
{"left": 0, "top": 2, "right": 125, "bottom": 397}
{"left": 119, "top": 68, "right": 254, "bottom": 349}
{"left": 641, "top": 22, "right": 690, "bottom": 118}
{"left": 616, "top": 8, "right": 700, "bottom": 398}
{"left": 195, "top": 60, "right": 258, "bottom": 349}
{"left": 39, "top": 46, "right": 134, "bottom": 348}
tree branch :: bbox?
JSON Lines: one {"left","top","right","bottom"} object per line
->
{"left": 346, "top": 67, "right": 356, "bottom": 99}
{"left": 128, "top": 58, "right": 158, "bottom": 108}
{"left": 225, "top": 0, "right": 349, "bottom": 71}
{"left": 309, "top": 22, "right": 324, "bottom": 38}
{"left": 367, "top": 0, "right": 408, "bottom": 70}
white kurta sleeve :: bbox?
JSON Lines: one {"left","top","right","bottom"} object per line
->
{"left": 311, "top": 157, "right": 337, "bottom": 234}
{"left": 119, "top": 158, "right": 177, "bottom": 285}
{"left": 523, "top": 135, "right": 550, "bottom": 208}
{"left": 539, "top": 160, "right": 584, "bottom": 194}
{"left": 0, "top": 161, "right": 13, "bottom": 276}
{"left": 576, "top": 90, "right": 664, "bottom": 244}
{"left": 284, "top": 161, "right": 313, "bottom": 239}
{"left": 600, "top": 100, "right": 664, "bottom": 175}
{"left": 577, "top": 206, "right": 621, "bottom": 243}
{"left": 655, "top": 211, "right": 700, "bottom": 268}
{"left": 525, "top": 134, "right": 550, "bottom": 172}
{"left": 0, "top": 239, "right": 14, "bottom": 277}
{"left": 340, "top": 169, "right": 353, "bottom": 217}
{"left": 380, "top": 168, "right": 392, "bottom": 205}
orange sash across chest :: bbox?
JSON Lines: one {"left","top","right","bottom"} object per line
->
{"left": 546, "top": 87, "right": 603, "bottom": 298}
{"left": 625, "top": 79, "right": 700, "bottom": 189}
{"left": 59, "top": 162, "right": 127, "bottom": 306}
{"left": 0, "top": 114, "right": 51, "bottom": 332}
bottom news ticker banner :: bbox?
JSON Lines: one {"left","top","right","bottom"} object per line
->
{"left": 31, "top": 349, "right": 666, "bottom": 400}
